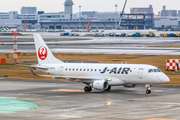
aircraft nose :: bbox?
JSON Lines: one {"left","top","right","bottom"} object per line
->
{"left": 163, "top": 75, "right": 170, "bottom": 83}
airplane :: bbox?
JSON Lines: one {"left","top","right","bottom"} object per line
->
{"left": 29, "top": 34, "right": 170, "bottom": 94}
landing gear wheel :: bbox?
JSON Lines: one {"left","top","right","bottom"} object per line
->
{"left": 84, "top": 86, "right": 92, "bottom": 92}
{"left": 88, "top": 87, "right": 92, "bottom": 92}
{"left": 146, "top": 90, "right": 151, "bottom": 94}
{"left": 84, "top": 86, "right": 89, "bottom": 92}
{"left": 105, "top": 85, "right": 111, "bottom": 91}
{"left": 145, "top": 84, "right": 152, "bottom": 94}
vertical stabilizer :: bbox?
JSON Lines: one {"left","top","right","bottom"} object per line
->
{"left": 33, "top": 34, "right": 64, "bottom": 64}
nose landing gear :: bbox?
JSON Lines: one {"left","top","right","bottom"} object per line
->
{"left": 146, "top": 88, "right": 151, "bottom": 94}
{"left": 145, "top": 84, "right": 151, "bottom": 94}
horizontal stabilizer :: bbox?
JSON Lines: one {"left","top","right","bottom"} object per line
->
{"left": 30, "top": 66, "right": 49, "bottom": 70}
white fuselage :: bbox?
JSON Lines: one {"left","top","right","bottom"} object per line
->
{"left": 37, "top": 63, "right": 170, "bottom": 86}
{"left": 32, "top": 34, "right": 170, "bottom": 93}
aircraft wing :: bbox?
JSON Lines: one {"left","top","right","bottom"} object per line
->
{"left": 29, "top": 67, "right": 105, "bottom": 82}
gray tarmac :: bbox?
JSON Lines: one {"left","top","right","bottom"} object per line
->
{"left": 1, "top": 36, "right": 180, "bottom": 55}
{"left": 0, "top": 79, "right": 180, "bottom": 120}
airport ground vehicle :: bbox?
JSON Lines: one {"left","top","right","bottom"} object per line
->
{"left": 60, "top": 32, "right": 69, "bottom": 36}
{"left": 131, "top": 31, "right": 142, "bottom": 37}
{"left": 163, "top": 33, "right": 180, "bottom": 37}
{"left": 146, "top": 32, "right": 155, "bottom": 37}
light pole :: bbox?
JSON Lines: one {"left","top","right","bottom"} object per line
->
{"left": 79, "top": 6, "right": 81, "bottom": 29}
{"left": 115, "top": 4, "right": 118, "bottom": 29}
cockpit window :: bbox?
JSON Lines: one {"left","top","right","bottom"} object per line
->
{"left": 153, "top": 69, "right": 161, "bottom": 72}
{"left": 148, "top": 69, "right": 161, "bottom": 73}
{"left": 148, "top": 69, "right": 153, "bottom": 73}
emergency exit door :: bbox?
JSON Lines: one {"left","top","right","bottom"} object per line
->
{"left": 138, "top": 68, "right": 143, "bottom": 79}
{"left": 59, "top": 66, "right": 63, "bottom": 76}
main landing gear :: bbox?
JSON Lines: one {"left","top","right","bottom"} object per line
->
{"left": 145, "top": 84, "right": 151, "bottom": 94}
{"left": 84, "top": 86, "right": 92, "bottom": 92}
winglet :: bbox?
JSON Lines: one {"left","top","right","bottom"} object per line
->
{"left": 29, "top": 67, "right": 38, "bottom": 76}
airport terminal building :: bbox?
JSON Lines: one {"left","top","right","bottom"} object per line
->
{"left": 36, "top": 1, "right": 154, "bottom": 30}
{"left": 0, "top": 0, "right": 163, "bottom": 30}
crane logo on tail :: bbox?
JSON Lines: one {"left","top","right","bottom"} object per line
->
{"left": 38, "top": 46, "right": 47, "bottom": 60}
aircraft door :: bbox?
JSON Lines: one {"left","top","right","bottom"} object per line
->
{"left": 138, "top": 68, "right": 143, "bottom": 79}
{"left": 59, "top": 66, "right": 63, "bottom": 76}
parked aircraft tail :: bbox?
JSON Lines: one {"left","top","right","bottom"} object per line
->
{"left": 33, "top": 34, "right": 64, "bottom": 64}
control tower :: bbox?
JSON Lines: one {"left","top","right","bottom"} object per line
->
{"left": 64, "top": 0, "right": 74, "bottom": 14}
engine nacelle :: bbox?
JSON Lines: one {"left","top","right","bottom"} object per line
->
{"left": 90, "top": 80, "right": 108, "bottom": 90}
{"left": 123, "top": 84, "right": 136, "bottom": 88}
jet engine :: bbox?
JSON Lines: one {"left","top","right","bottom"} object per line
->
{"left": 90, "top": 80, "right": 108, "bottom": 90}
{"left": 123, "top": 84, "right": 136, "bottom": 88}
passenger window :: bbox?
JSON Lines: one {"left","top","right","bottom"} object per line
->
{"left": 84, "top": 69, "right": 85, "bottom": 71}
{"left": 80, "top": 69, "right": 82, "bottom": 71}
{"left": 95, "top": 69, "right": 96, "bottom": 71}
{"left": 148, "top": 69, "right": 153, "bottom": 73}
{"left": 73, "top": 69, "right": 74, "bottom": 71}
{"left": 76, "top": 69, "right": 78, "bottom": 71}
{"left": 87, "top": 69, "right": 89, "bottom": 71}
{"left": 65, "top": 68, "right": 67, "bottom": 71}
{"left": 91, "top": 69, "right": 93, "bottom": 71}
{"left": 69, "top": 69, "right": 71, "bottom": 71}
{"left": 99, "top": 69, "right": 101, "bottom": 71}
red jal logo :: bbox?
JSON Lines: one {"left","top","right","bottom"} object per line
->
{"left": 38, "top": 46, "right": 47, "bottom": 60}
